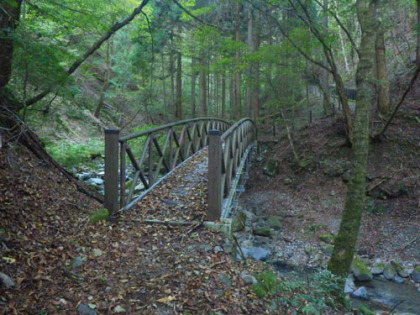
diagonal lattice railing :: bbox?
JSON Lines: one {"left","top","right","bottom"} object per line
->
{"left": 207, "top": 118, "right": 257, "bottom": 220}
{"left": 104, "top": 118, "right": 230, "bottom": 213}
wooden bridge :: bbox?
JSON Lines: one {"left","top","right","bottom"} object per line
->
{"left": 103, "top": 117, "right": 257, "bottom": 221}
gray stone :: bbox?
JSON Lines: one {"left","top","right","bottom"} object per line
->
{"left": 283, "top": 178, "right": 293, "bottom": 185}
{"left": 384, "top": 263, "right": 397, "bottom": 280}
{"left": 351, "top": 286, "right": 368, "bottom": 300}
{"left": 319, "top": 233, "right": 335, "bottom": 244}
{"left": 92, "top": 248, "right": 104, "bottom": 257}
{"left": 232, "top": 211, "right": 247, "bottom": 232}
{"left": 0, "top": 272, "right": 15, "bottom": 288}
{"left": 219, "top": 273, "right": 231, "bottom": 288}
{"left": 87, "top": 178, "right": 104, "bottom": 186}
{"left": 393, "top": 276, "right": 405, "bottom": 284}
{"left": 321, "top": 245, "right": 334, "bottom": 256}
{"left": 134, "top": 183, "right": 145, "bottom": 193}
{"left": 391, "top": 260, "right": 409, "bottom": 278}
{"left": 240, "top": 247, "right": 271, "bottom": 261}
{"left": 344, "top": 277, "right": 356, "bottom": 294}
{"left": 78, "top": 172, "right": 91, "bottom": 181}
{"left": 77, "top": 303, "right": 97, "bottom": 315}
{"left": 113, "top": 305, "right": 126, "bottom": 313}
{"left": 411, "top": 266, "right": 420, "bottom": 283}
{"left": 370, "top": 263, "right": 385, "bottom": 275}
{"left": 214, "top": 246, "right": 224, "bottom": 253}
{"left": 240, "top": 271, "right": 257, "bottom": 285}
{"left": 351, "top": 256, "right": 373, "bottom": 281}
{"left": 72, "top": 257, "right": 83, "bottom": 269}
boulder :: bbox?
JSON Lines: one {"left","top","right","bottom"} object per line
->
{"left": 240, "top": 271, "right": 257, "bottom": 285}
{"left": 411, "top": 266, "right": 420, "bottom": 283}
{"left": 351, "top": 286, "right": 368, "bottom": 300}
{"left": 344, "top": 277, "right": 356, "bottom": 294}
{"left": 319, "top": 233, "right": 335, "bottom": 244}
{"left": 263, "top": 159, "right": 280, "bottom": 177}
{"left": 232, "top": 211, "right": 247, "bottom": 232}
{"left": 391, "top": 260, "right": 409, "bottom": 278}
{"left": 240, "top": 247, "right": 271, "bottom": 261}
{"left": 267, "top": 216, "right": 283, "bottom": 230}
{"left": 383, "top": 263, "right": 397, "bottom": 280}
{"left": 351, "top": 256, "right": 373, "bottom": 281}
{"left": 370, "top": 263, "right": 385, "bottom": 275}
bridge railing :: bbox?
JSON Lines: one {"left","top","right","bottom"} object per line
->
{"left": 208, "top": 118, "right": 257, "bottom": 220}
{"left": 104, "top": 118, "right": 230, "bottom": 214}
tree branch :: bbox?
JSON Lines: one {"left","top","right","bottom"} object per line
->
{"left": 25, "top": 0, "right": 150, "bottom": 106}
{"left": 171, "top": 0, "right": 221, "bottom": 30}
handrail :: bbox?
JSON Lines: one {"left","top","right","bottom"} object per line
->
{"left": 104, "top": 118, "right": 231, "bottom": 214}
{"left": 207, "top": 117, "right": 257, "bottom": 220}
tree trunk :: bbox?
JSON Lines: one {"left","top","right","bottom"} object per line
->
{"left": 94, "top": 41, "right": 112, "bottom": 118}
{"left": 175, "top": 51, "right": 183, "bottom": 120}
{"left": 221, "top": 71, "right": 226, "bottom": 117}
{"left": 234, "top": 3, "right": 242, "bottom": 119}
{"left": 252, "top": 10, "right": 261, "bottom": 122}
{"left": 417, "top": 0, "right": 420, "bottom": 66}
{"left": 0, "top": 0, "right": 22, "bottom": 90}
{"left": 375, "top": 21, "right": 390, "bottom": 115}
{"left": 199, "top": 52, "right": 207, "bottom": 116}
{"left": 321, "top": 0, "right": 332, "bottom": 115}
{"left": 191, "top": 56, "right": 197, "bottom": 117}
{"left": 169, "top": 31, "right": 175, "bottom": 119}
{"left": 328, "top": 0, "right": 377, "bottom": 280}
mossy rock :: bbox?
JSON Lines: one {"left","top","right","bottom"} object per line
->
{"left": 391, "top": 260, "right": 409, "bottom": 278}
{"left": 263, "top": 159, "right": 280, "bottom": 177}
{"left": 412, "top": 266, "right": 420, "bottom": 283}
{"left": 267, "top": 216, "right": 283, "bottom": 230}
{"left": 351, "top": 256, "right": 372, "bottom": 281}
{"left": 383, "top": 263, "right": 396, "bottom": 280}
{"left": 319, "top": 233, "right": 335, "bottom": 244}
{"left": 253, "top": 227, "right": 272, "bottom": 237}
{"left": 371, "top": 263, "right": 385, "bottom": 275}
{"left": 321, "top": 245, "right": 334, "bottom": 256}
{"left": 232, "top": 211, "right": 247, "bottom": 232}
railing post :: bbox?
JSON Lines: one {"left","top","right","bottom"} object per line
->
{"left": 208, "top": 129, "right": 222, "bottom": 221}
{"left": 104, "top": 129, "right": 120, "bottom": 215}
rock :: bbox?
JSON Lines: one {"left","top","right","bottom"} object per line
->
{"left": 383, "top": 263, "right": 397, "bottom": 280}
{"left": 219, "top": 273, "right": 231, "bottom": 288}
{"left": 351, "top": 286, "right": 368, "bottom": 300}
{"left": 134, "top": 183, "right": 145, "bottom": 193}
{"left": 92, "top": 248, "right": 104, "bottom": 257}
{"left": 342, "top": 169, "right": 352, "bottom": 182}
{"left": 283, "top": 178, "right": 293, "bottom": 185}
{"left": 240, "top": 271, "right": 257, "bottom": 285}
{"left": 370, "top": 263, "right": 385, "bottom": 275}
{"left": 411, "top": 266, "right": 420, "bottom": 283}
{"left": 329, "top": 190, "right": 336, "bottom": 196}
{"left": 78, "top": 172, "right": 91, "bottom": 181}
{"left": 304, "top": 246, "right": 317, "bottom": 255}
{"left": 263, "top": 159, "right": 280, "bottom": 177}
{"left": 267, "top": 216, "right": 283, "bottom": 230}
{"left": 351, "top": 256, "right": 373, "bottom": 281}
{"left": 113, "top": 305, "right": 126, "bottom": 313}
{"left": 0, "top": 272, "right": 15, "bottom": 288}
{"left": 393, "top": 276, "right": 405, "bottom": 284}
{"left": 240, "top": 240, "right": 253, "bottom": 249}
{"left": 214, "top": 246, "right": 224, "bottom": 253}
{"left": 319, "top": 233, "right": 335, "bottom": 244}
{"left": 241, "top": 247, "right": 271, "bottom": 261}
{"left": 253, "top": 227, "right": 271, "bottom": 237}
{"left": 77, "top": 303, "right": 97, "bottom": 315}
{"left": 391, "top": 260, "right": 409, "bottom": 278}
{"left": 232, "top": 211, "right": 247, "bottom": 232}
{"left": 86, "top": 178, "right": 104, "bottom": 186}
{"left": 72, "top": 257, "right": 83, "bottom": 269}
{"left": 321, "top": 245, "right": 334, "bottom": 256}
{"left": 344, "top": 277, "right": 356, "bottom": 294}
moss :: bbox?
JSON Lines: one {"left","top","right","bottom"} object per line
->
{"left": 231, "top": 211, "right": 247, "bottom": 232}
{"left": 351, "top": 256, "right": 372, "bottom": 281}
{"left": 253, "top": 227, "right": 272, "bottom": 237}
{"left": 414, "top": 266, "right": 420, "bottom": 273}
{"left": 89, "top": 208, "right": 109, "bottom": 223}
{"left": 267, "top": 216, "right": 283, "bottom": 230}
{"left": 319, "top": 233, "right": 335, "bottom": 244}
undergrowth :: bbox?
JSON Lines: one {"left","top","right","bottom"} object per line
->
{"left": 89, "top": 208, "right": 109, "bottom": 223}
{"left": 252, "top": 269, "right": 349, "bottom": 314}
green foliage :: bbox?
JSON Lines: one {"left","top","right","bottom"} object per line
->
{"left": 46, "top": 139, "right": 103, "bottom": 169}
{"left": 89, "top": 208, "right": 109, "bottom": 223}
{"left": 252, "top": 270, "right": 348, "bottom": 313}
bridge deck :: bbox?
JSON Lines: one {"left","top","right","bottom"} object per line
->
{"left": 103, "top": 149, "right": 266, "bottom": 313}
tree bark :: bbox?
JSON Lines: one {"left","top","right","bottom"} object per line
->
{"left": 221, "top": 71, "right": 226, "bottom": 117}
{"left": 175, "top": 50, "right": 183, "bottom": 120}
{"left": 191, "top": 56, "right": 197, "bottom": 117}
{"left": 199, "top": 51, "right": 207, "bottom": 116}
{"left": 321, "top": 0, "right": 333, "bottom": 115}
{"left": 417, "top": 0, "right": 420, "bottom": 66}
{"left": 328, "top": 0, "right": 377, "bottom": 280}
{"left": 0, "top": 0, "right": 22, "bottom": 90}
{"left": 375, "top": 21, "right": 390, "bottom": 115}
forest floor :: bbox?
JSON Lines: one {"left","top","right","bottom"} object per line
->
{"left": 248, "top": 100, "right": 419, "bottom": 266}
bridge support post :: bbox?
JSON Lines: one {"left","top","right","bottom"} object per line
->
{"left": 208, "top": 130, "right": 222, "bottom": 221}
{"left": 104, "top": 129, "right": 120, "bottom": 215}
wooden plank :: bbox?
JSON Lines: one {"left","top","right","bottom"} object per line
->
{"left": 148, "top": 134, "right": 154, "bottom": 186}
{"left": 208, "top": 130, "right": 222, "bottom": 221}
{"left": 104, "top": 129, "right": 120, "bottom": 215}
{"left": 120, "top": 141, "right": 126, "bottom": 208}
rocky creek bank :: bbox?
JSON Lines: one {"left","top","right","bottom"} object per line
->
{"left": 229, "top": 207, "right": 420, "bottom": 314}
